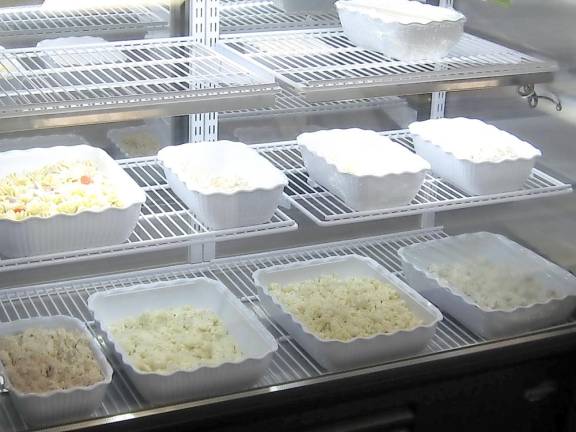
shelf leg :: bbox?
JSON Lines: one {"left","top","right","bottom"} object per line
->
{"left": 421, "top": 212, "right": 437, "bottom": 229}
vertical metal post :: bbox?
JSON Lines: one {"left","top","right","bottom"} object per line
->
{"left": 170, "top": 0, "right": 190, "bottom": 146}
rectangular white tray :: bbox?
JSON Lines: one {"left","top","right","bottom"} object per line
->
{"left": 0, "top": 316, "right": 113, "bottom": 428}
{"left": 253, "top": 255, "right": 442, "bottom": 370}
{"left": 87, "top": 279, "right": 278, "bottom": 404}
{"left": 336, "top": 0, "right": 465, "bottom": 61}
{"left": 399, "top": 232, "right": 576, "bottom": 338}
{"left": 297, "top": 129, "right": 429, "bottom": 211}
{"left": 409, "top": 118, "right": 541, "bottom": 195}
{"left": 0, "top": 144, "right": 145, "bottom": 258}
{"left": 157, "top": 140, "right": 287, "bottom": 229}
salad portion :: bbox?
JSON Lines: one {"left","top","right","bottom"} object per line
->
{"left": 0, "top": 159, "right": 123, "bottom": 221}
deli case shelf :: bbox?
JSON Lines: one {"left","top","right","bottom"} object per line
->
{"left": 217, "top": 29, "right": 557, "bottom": 101}
{"left": 0, "top": 36, "right": 279, "bottom": 132}
{"left": 255, "top": 129, "right": 572, "bottom": 226}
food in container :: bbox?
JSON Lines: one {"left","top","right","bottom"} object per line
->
{"left": 0, "top": 316, "right": 113, "bottom": 427}
{"left": 399, "top": 232, "right": 576, "bottom": 338}
{"left": 157, "top": 140, "right": 287, "bottom": 229}
{"left": 336, "top": 0, "right": 466, "bottom": 61}
{"left": 253, "top": 255, "right": 442, "bottom": 370}
{"left": 108, "top": 119, "right": 171, "bottom": 158}
{"left": 297, "top": 129, "right": 430, "bottom": 211}
{"left": 88, "top": 279, "right": 278, "bottom": 404}
{"left": 409, "top": 117, "right": 542, "bottom": 195}
{"left": 0, "top": 144, "right": 145, "bottom": 258}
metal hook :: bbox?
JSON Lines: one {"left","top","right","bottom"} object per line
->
{"left": 518, "top": 84, "right": 562, "bottom": 111}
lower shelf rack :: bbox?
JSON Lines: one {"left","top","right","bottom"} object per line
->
{"left": 0, "top": 227, "right": 484, "bottom": 432}
{"left": 0, "top": 157, "right": 297, "bottom": 274}
{"left": 254, "top": 130, "right": 572, "bottom": 226}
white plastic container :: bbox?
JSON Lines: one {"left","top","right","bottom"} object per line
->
{"left": 273, "top": 0, "right": 336, "bottom": 14}
{"left": 297, "top": 129, "right": 430, "bottom": 211}
{"left": 0, "top": 316, "right": 113, "bottom": 427}
{"left": 409, "top": 118, "right": 542, "bottom": 195}
{"left": 399, "top": 232, "right": 576, "bottom": 339}
{"left": 88, "top": 279, "right": 278, "bottom": 404}
{"left": 253, "top": 255, "right": 442, "bottom": 370}
{"left": 157, "top": 141, "right": 287, "bottom": 229}
{"left": 108, "top": 120, "right": 171, "bottom": 158}
{"left": 0, "top": 144, "right": 145, "bottom": 258}
{"left": 336, "top": 0, "right": 466, "bottom": 61}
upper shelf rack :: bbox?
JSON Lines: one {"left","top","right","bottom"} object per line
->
{"left": 217, "top": 29, "right": 558, "bottom": 102}
{"left": 0, "top": 5, "right": 168, "bottom": 45}
{"left": 0, "top": 37, "right": 279, "bottom": 132}
{"left": 254, "top": 130, "right": 572, "bottom": 226}
{"left": 0, "top": 156, "right": 296, "bottom": 274}
{"left": 220, "top": 0, "right": 339, "bottom": 34}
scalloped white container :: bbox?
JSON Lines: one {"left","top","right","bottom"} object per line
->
{"left": 399, "top": 232, "right": 576, "bottom": 339}
{"left": 253, "top": 255, "right": 442, "bottom": 370}
{"left": 87, "top": 279, "right": 278, "bottom": 404}
{"left": 409, "top": 118, "right": 542, "bottom": 195}
{"left": 0, "top": 144, "right": 146, "bottom": 258}
{"left": 157, "top": 141, "right": 288, "bottom": 229}
{"left": 0, "top": 316, "right": 113, "bottom": 427}
{"left": 336, "top": 0, "right": 466, "bottom": 61}
{"left": 297, "top": 129, "right": 430, "bottom": 211}
{"left": 273, "top": 0, "right": 336, "bottom": 13}
{"left": 108, "top": 120, "right": 171, "bottom": 158}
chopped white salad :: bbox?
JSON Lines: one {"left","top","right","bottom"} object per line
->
{"left": 184, "top": 173, "right": 253, "bottom": 194}
{"left": 109, "top": 305, "right": 244, "bottom": 373}
{"left": 0, "top": 160, "right": 123, "bottom": 221}
{"left": 268, "top": 274, "right": 422, "bottom": 341}
{"left": 428, "top": 259, "right": 561, "bottom": 310}
{"left": 0, "top": 328, "right": 104, "bottom": 394}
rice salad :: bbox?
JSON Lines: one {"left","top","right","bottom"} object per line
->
{"left": 0, "top": 328, "right": 104, "bottom": 394}
{"left": 268, "top": 274, "right": 422, "bottom": 341}
{"left": 0, "top": 159, "right": 123, "bottom": 221}
{"left": 428, "top": 259, "right": 561, "bottom": 310}
{"left": 109, "top": 305, "right": 244, "bottom": 373}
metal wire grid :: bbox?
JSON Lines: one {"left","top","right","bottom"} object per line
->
{"left": 218, "top": 30, "right": 556, "bottom": 98}
{"left": 0, "top": 37, "right": 277, "bottom": 118}
{"left": 0, "top": 5, "right": 167, "bottom": 40}
{"left": 253, "top": 130, "right": 572, "bottom": 226}
{"left": 0, "top": 157, "right": 297, "bottom": 273}
{"left": 220, "top": 0, "right": 339, "bottom": 34}
{"left": 221, "top": 85, "right": 404, "bottom": 119}
{"left": 0, "top": 227, "right": 487, "bottom": 432}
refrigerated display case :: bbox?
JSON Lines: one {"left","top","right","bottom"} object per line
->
{"left": 1, "top": 1, "right": 576, "bottom": 431}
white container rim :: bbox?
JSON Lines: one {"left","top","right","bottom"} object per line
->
{"left": 0, "top": 144, "right": 146, "bottom": 224}
{"left": 0, "top": 315, "right": 113, "bottom": 399}
{"left": 88, "top": 278, "right": 279, "bottom": 377}
{"left": 408, "top": 118, "right": 542, "bottom": 164}
{"left": 253, "top": 254, "right": 443, "bottom": 345}
{"left": 297, "top": 129, "right": 431, "bottom": 177}
{"left": 398, "top": 232, "right": 576, "bottom": 313}
{"left": 157, "top": 141, "right": 288, "bottom": 197}
{"left": 335, "top": 0, "right": 466, "bottom": 26}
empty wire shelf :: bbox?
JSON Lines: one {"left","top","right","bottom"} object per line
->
{"left": 0, "top": 5, "right": 168, "bottom": 43}
{"left": 221, "top": 0, "right": 339, "bottom": 34}
{"left": 0, "top": 227, "right": 484, "bottom": 432}
{"left": 217, "top": 29, "right": 557, "bottom": 101}
{"left": 221, "top": 86, "right": 406, "bottom": 120}
{"left": 254, "top": 130, "right": 572, "bottom": 226}
{"left": 0, "top": 37, "right": 279, "bottom": 132}
{"left": 0, "top": 157, "right": 296, "bottom": 274}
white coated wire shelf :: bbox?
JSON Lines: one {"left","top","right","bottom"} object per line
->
{"left": 0, "top": 5, "right": 167, "bottom": 43}
{"left": 221, "top": 86, "right": 405, "bottom": 120}
{"left": 254, "top": 130, "right": 572, "bottom": 226}
{"left": 221, "top": 0, "right": 339, "bottom": 34}
{"left": 0, "top": 37, "right": 278, "bottom": 132}
{"left": 0, "top": 227, "right": 492, "bottom": 432}
{"left": 0, "top": 157, "right": 297, "bottom": 274}
{"left": 217, "top": 29, "right": 558, "bottom": 101}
